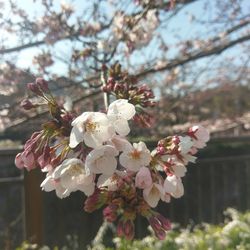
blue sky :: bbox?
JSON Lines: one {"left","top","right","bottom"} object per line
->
{"left": 1, "top": 0, "right": 249, "bottom": 82}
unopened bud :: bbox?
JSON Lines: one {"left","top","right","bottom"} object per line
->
{"left": 15, "top": 153, "right": 24, "bottom": 169}
{"left": 156, "top": 214, "right": 171, "bottom": 231}
{"left": 27, "top": 82, "right": 42, "bottom": 95}
{"left": 156, "top": 146, "right": 165, "bottom": 155}
{"left": 36, "top": 78, "right": 49, "bottom": 92}
{"left": 21, "top": 99, "right": 34, "bottom": 110}
{"left": 155, "top": 228, "right": 166, "bottom": 240}
{"left": 123, "top": 220, "right": 134, "bottom": 240}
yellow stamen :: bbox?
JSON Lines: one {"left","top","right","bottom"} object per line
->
{"left": 68, "top": 164, "right": 83, "bottom": 175}
{"left": 129, "top": 150, "right": 141, "bottom": 160}
{"left": 84, "top": 120, "right": 98, "bottom": 132}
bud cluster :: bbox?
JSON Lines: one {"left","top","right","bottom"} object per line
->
{"left": 102, "top": 63, "right": 156, "bottom": 108}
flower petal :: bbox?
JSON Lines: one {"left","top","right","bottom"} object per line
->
{"left": 69, "top": 126, "right": 84, "bottom": 148}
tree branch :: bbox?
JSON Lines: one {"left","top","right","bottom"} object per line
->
{"left": 135, "top": 33, "right": 250, "bottom": 79}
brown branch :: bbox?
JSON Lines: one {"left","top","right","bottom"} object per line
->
{"left": 4, "top": 90, "right": 102, "bottom": 133}
{"left": 0, "top": 22, "right": 110, "bottom": 55}
{"left": 0, "top": 33, "right": 79, "bottom": 54}
{"left": 135, "top": 33, "right": 250, "bottom": 79}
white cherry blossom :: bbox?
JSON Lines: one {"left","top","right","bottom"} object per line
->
{"left": 41, "top": 174, "right": 70, "bottom": 199}
{"left": 69, "top": 112, "right": 115, "bottom": 149}
{"left": 143, "top": 182, "right": 163, "bottom": 208}
{"left": 190, "top": 125, "right": 210, "bottom": 148}
{"left": 171, "top": 163, "right": 187, "bottom": 177}
{"left": 97, "top": 170, "right": 126, "bottom": 191}
{"left": 107, "top": 99, "right": 136, "bottom": 136}
{"left": 178, "top": 136, "right": 194, "bottom": 154}
{"left": 160, "top": 155, "right": 186, "bottom": 177}
{"left": 119, "top": 141, "right": 151, "bottom": 171}
{"left": 41, "top": 158, "right": 95, "bottom": 198}
{"left": 135, "top": 166, "right": 152, "bottom": 189}
{"left": 164, "top": 175, "right": 184, "bottom": 199}
{"left": 107, "top": 134, "right": 131, "bottom": 152}
{"left": 85, "top": 145, "right": 119, "bottom": 176}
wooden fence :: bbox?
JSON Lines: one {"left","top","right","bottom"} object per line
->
{"left": 1, "top": 137, "right": 250, "bottom": 248}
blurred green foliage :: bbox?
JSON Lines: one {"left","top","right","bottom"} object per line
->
{"left": 16, "top": 208, "right": 250, "bottom": 250}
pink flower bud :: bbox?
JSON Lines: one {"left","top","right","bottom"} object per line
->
{"left": 114, "top": 83, "right": 124, "bottom": 92}
{"left": 156, "top": 214, "right": 171, "bottom": 231}
{"left": 36, "top": 78, "right": 49, "bottom": 92}
{"left": 149, "top": 216, "right": 162, "bottom": 231}
{"left": 102, "top": 85, "right": 108, "bottom": 92}
{"left": 103, "top": 205, "right": 117, "bottom": 222}
{"left": 156, "top": 146, "right": 165, "bottom": 155}
{"left": 22, "top": 151, "right": 36, "bottom": 171}
{"left": 123, "top": 220, "right": 134, "bottom": 240}
{"left": 155, "top": 228, "right": 166, "bottom": 240}
{"left": 38, "top": 146, "right": 51, "bottom": 168}
{"left": 21, "top": 99, "right": 34, "bottom": 110}
{"left": 117, "top": 220, "right": 124, "bottom": 237}
{"left": 27, "top": 82, "right": 42, "bottom": 95}
{"left": 15, "top": 153, "right": 24, "bottom": 169}
{"left": 84, "top": 189, "right": 108, "bottom": 213}
{"left": 107, "top": 77, "right": 115, "bottom": 86}
{"left": 172, "top": 136, "right": 180, "bottom": 145}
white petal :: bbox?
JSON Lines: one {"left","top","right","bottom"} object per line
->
{"left": 40, "top": 176, "right": 55, "bottom": 192}
{"left": 164, "top": 178, "right": 176, "bottom": 194}
{"left": 96, "top": 156, "right": 117, "bottom": 175}
{"left": 108, "top": 135, "right": 131, "bottom": 152}
{"left": 71, "top": 112, "right": 90, "bottom": 126}
{"left": 60, "top": 175, "right": 76, "bottom": 191}
{"left": 108, "top": 99, "right": 135, "bottom": 120}
{"left": 83, "top": 132, "right": 103, "bottom": 148}
{"left": 93, "top": 112, "right": 110, "bottom": 124}
{"left": 69, "top": 126, "right": 84, "bottom": 148}
{"left": 143, "top": 184, "right": 162, "bottom": 208}
{"left": 119, "top": 152, "right": 130, "bottom": 168}
{"left": 55, "top": 185, "right": 69, "bottom": 199}
{"left": 114, "top": 118, "right": 130, "bottom": 136}
{"left": 78, "top": 182, "right": 95, "bottom": 196}
{"left": 97, "top": 174, "right": 111, "bottom": 187}
{"left": 172, "top": 164, "right": 187, "bottom": 177}
{"left": 52, "top": 164, "right": 64, "bottom": 179}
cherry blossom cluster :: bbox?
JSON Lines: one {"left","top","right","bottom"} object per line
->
{"left": 135, "top": 0, "right": 175, "bottom": 10}
{"left": 112, "top": 9, "right": 159, "bottom": 51}
{"left": 15, "top": 75, "right": 209, "bottom": 240}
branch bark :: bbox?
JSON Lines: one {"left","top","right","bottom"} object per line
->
{"left": 135, "top": 33, "right": 250, "bottom": 79}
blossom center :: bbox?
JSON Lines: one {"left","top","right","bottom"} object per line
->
{"left": 129, "top": 150, "right": 141, "bottom": 160}
{"left": 67, "top": 164, "right": 83, "bottom": 176}
{"left": 84, "top": 120, "right": 98, "bottom": 133}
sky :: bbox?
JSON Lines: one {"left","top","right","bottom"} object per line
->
{"left": 1, "top": 0, "right": 249, "bottom": 82}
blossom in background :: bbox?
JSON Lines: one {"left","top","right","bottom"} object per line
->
{"left": 119, "top": 141, "right": 151, "bottom": 171}
{"left": 107, "top": 99, "right": 136, "bottom": 136}
{"left": 41, "top": 158, "right": 95, "bottom": 198}
{"left": 85, "top": 145, "right": 119, "bottom": 176}
{"left": 69, "top": 112, "right": 115, "bottom": 148}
